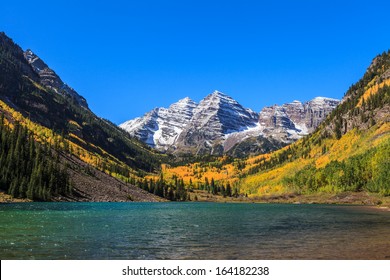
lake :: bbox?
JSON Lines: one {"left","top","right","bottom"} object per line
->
{"left": 0, "top": 202, "right": 389, "bottom": 259}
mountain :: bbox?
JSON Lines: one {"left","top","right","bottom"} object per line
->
{"left": 0, "top": 32, "right": 167, "bottom": 202}
{"left": 175, "top": 91, "right": 259, "bottom": 155}
{"left": 0, "top": 32, "right": 162, "bottom": 172}
{"left": 226, "top": 96, "right": 339, "bottom": 157}
{"left": 120, "top": 91, "right": 339, "bottom": 156}
{"left": 162, "top": 50, "right": 390, "bottom": 201}
{"left": 279, "top": 97, "right": 340, "bottom": 133}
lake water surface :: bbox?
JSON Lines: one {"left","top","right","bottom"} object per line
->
{"left": 0, "top": 202, "right": 389, "bottom": 259}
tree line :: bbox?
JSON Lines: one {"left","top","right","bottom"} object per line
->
{"left": 129, "top": 175, "right": 189, "bottom": 201}
{"left": 197, "top": 177, "right": 239, "bottom": 197}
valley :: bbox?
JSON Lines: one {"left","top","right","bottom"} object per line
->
{"left": 0, "top": 31, "right": 389, "bottom": 205}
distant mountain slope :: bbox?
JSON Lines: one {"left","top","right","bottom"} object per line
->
{"left": 120, "top": 91, "right": 339, "bottom": 157}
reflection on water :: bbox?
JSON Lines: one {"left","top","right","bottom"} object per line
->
{"left": 0, "top": 202, "right": 389, "bottom": 259}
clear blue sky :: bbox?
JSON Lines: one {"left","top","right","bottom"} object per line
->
{"left": 2, "top": 0, "right": 390, "bottom": 124}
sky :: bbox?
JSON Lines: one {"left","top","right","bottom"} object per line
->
{"left": 1, "top": 0, "right": 390, "bottom": 124}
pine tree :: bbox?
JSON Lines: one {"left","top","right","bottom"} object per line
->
{"left": 226, "top": 182, "right": 232, "bottom": 197}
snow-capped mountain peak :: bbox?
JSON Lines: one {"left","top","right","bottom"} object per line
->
{"left": 203, "top": 90, "right": 240, "bottom": 105}
{"left": 120, "top": 92, "right": 339, "bottom": 156}
{"left": 188, "top": 90, "right": 259, "bottom": 133}
{"left": 169, "top": 97, "right": 197, "bottom": 111}
{"left": 211, "top": 90, "right": 226, "bottom": 96}
{"left": 309, "top": 96, "right": 340, "bottom": 108}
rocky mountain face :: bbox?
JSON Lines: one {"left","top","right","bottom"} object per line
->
{"left": 120, "top": 91, "right": 340, "bottom": 156}
{"left": 255, "top": 97, "right": 340, "bottom": 141}
{"left": 24, "top": 49, "right": 88, "bottom": 108}
{"left": 175, "top": 91, "right": 259, "bottom": 155}
{"left": 120, "top": 97, "right": 198, "bottom": 149}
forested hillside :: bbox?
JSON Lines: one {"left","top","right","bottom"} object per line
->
{"left": 0, "top": 115, "right": 70, "bottom": 200}
{"left": 0, "top": 32, "right": 170, "bottom": 201}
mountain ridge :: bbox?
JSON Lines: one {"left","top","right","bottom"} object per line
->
{"left": 120, "top": 90, "right": 339, "bottom": 156}
{"left": 23, "top": 49, "right": 89, "bottom": 108}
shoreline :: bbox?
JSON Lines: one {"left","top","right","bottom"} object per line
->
{"left": 251, "top": 191, "right": 390, "bottom": 210}
{"left": 190, "top": 189, "right": 390, "bottom": 208}
{"left": 2, "top": 190, "right": 389, "bottom": 211}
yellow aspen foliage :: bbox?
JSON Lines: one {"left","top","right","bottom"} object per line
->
{"left": 357, "top": 79, "right": 390, "bottom": 107}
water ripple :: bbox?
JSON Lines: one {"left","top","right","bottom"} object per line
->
{"left": 0, "top": 202, "right": 389, "bottom": 259}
